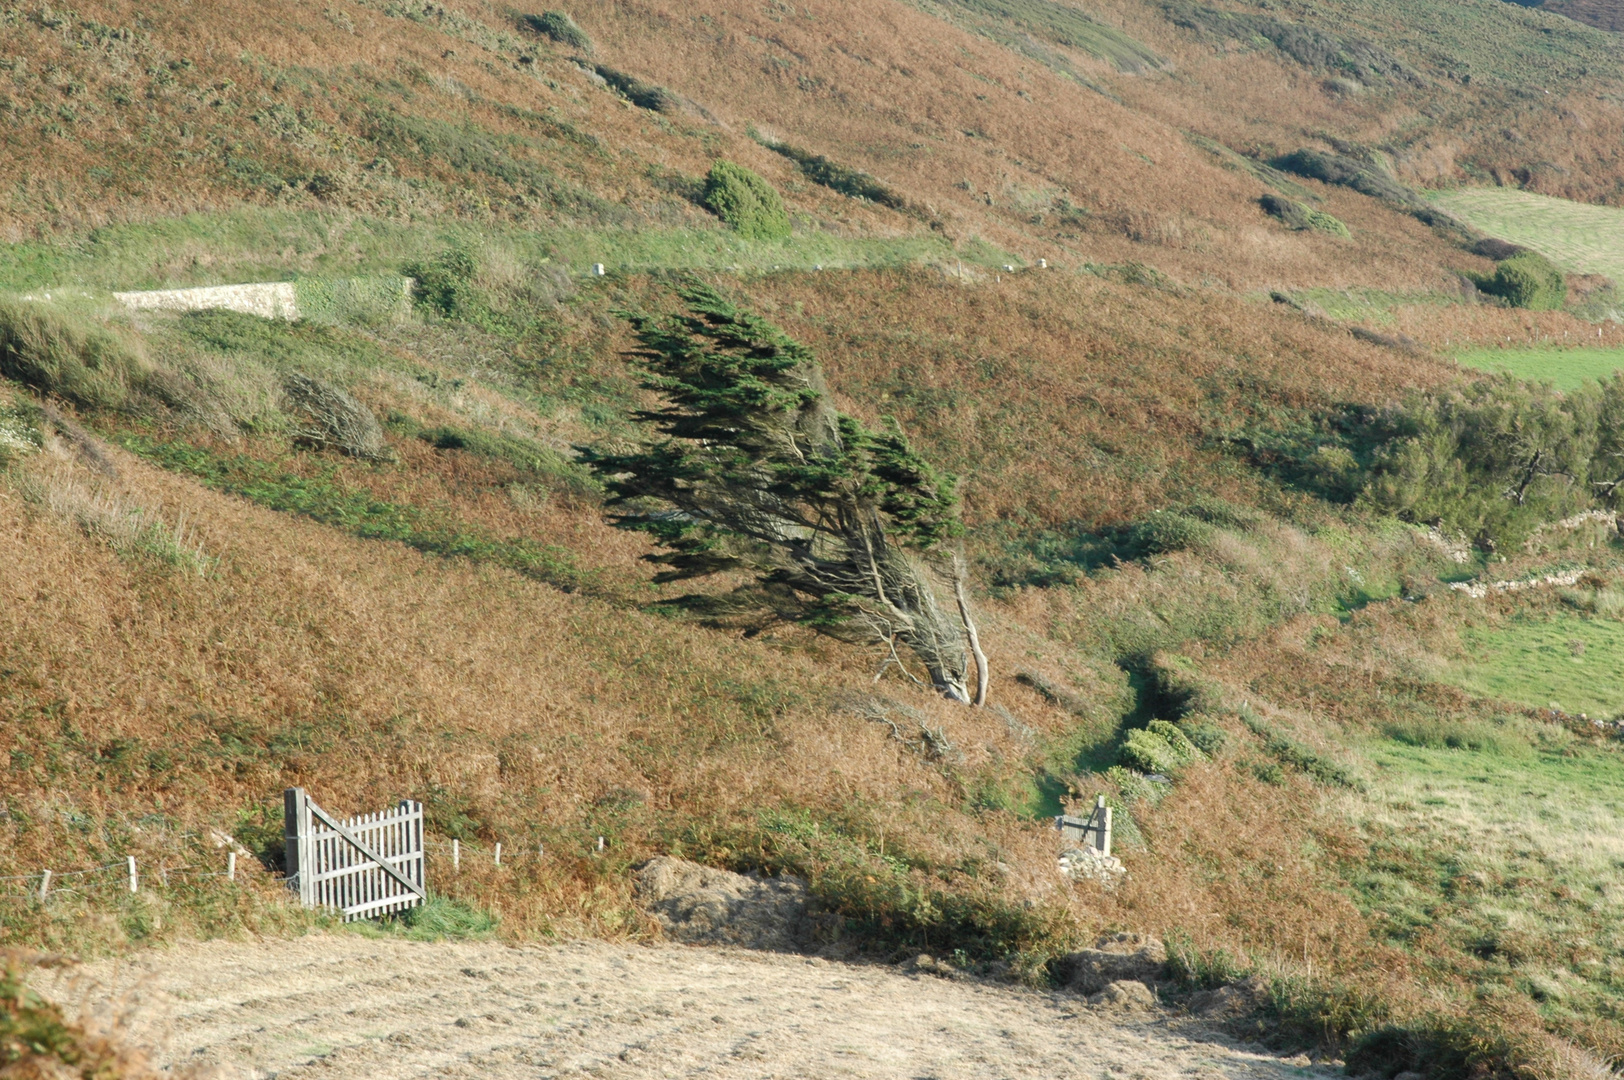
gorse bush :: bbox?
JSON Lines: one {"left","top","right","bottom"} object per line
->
{"left": 1473, "top": 252, "right": 1565, "bottom": 311}
{"left": 404, "top": 247, "right": 484, "bottom": 323}
{"left": 521, "top": 11, "right": 592, "bottom": 53}
{"left": 703, "top": 161, "right": 792, "bottom": 240}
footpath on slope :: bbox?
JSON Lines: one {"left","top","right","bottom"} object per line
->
{"left": 41, "top": 934, "right": 1336, "bottom": 1080}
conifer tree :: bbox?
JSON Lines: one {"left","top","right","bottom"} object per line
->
{"left": 582, "top": 285, "right": 987, "bottom": 703}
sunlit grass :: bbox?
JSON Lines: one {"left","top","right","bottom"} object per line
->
{"left": 1454, "top": 345, "right": 1624, "bottom": 389}
{"left": 1428, "top": 188, "right": 1624, "bottom": 282}
{"left": 1441, "top": 614, "right": 1624, "bottom": 718}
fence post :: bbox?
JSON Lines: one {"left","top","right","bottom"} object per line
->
{"left": 127, "top": 856, "right": 137, "bottom": 893}
{"left": 227, "top": 852, "right": 236, "bottom": 881}
{"left": 38, "top": 870, "right": 51, "bottom": 902}
{"left": 453, "top": 839, "right": 459, "bottom": 870}
{"left": 284, "top": 787, "right": 312, "bottom": 906}
{"left": 494, "top": 843, "right": 501, "bottom": 867}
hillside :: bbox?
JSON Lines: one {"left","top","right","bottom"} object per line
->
{"left": 4, "top": 1, "right": 1624, "bottom": 1078}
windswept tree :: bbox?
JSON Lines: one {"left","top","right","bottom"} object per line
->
{"left": 581, "top": 285, "right": 988, "bottom": 704}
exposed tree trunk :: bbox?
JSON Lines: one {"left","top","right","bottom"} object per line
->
{"left": 953, "top": 554, "right": 989, "bottom": 707}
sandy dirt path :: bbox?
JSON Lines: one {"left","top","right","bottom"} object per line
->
{"left": 44, "top": 935, "right": 1331, "bottom": 1080}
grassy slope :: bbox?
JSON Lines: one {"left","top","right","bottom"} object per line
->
{"left": 2, "top": 0, "right": 1624, "bottom": 1074}
{"left": 1457, "top": 346, "right": 1624, "bottom": 390}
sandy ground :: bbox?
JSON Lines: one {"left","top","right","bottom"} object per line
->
{"left": 43, "top": 935, "right": 1335, "bottom": 1080}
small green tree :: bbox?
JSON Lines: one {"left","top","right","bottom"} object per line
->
{"left": 703, "top": 161, "right": 792, "bottom": 241}
{"left": 581, "top": 285, "right": 987, "bottom": 703}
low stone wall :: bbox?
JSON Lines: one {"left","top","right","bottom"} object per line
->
{"left": 113, "top": 282, "right": 298, "bottom": 320}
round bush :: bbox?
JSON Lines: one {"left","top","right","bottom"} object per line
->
{"left": 704, "top": 161, "right": 791, "bottom": 240}
{"left": 1486, "top": 252, "right": 1565, "bottom": 310}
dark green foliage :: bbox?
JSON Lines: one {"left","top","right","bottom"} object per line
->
{"left": 1167, "top": 3, "right": 1419, "bottom": 83}
{"left": 582, "top": 285, "right": 972, "bottom": 697}
{"left": 594, "top": 66, "right": 680, "bottom": 113}
{"left": 1360, "top": 373, "right": 1624, "bottom": 548}
{"left": 703, "top": 161, "right": 792, "bottom": 240}
{"left": 1130, "top": 509, "right": 1216, "bottom": 554}
{"left": 394, "top": 894, "right": 498, "bottom": 940}
{"left": 1472, "top": 252, "right": 1565, "bottom": 310}
{"left": 1260, "top": 194, "right": 1351, "bottom": 238}
{"left": 1120, "top": 719, "right": 1206, "bottom": 775}
{"left": 404, "top": 246, "right": 483, "bottom": 322}
{"left": 1272, "top": 148, "right": 1417, "bottom": 204}
{"left": 761, "top": 141, "right": 907, "bottom": 210}
{"left": 521, "top": 11, "right": 592, "bottom": 53}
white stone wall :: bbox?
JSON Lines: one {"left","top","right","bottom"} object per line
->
{"left": 113, "top": 282, "right": 298, "bottom": 320}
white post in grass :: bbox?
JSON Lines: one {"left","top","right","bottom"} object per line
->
{"left": 596, "top": 836, "right": 605, "bottom": 853}
{"left": 227, "top": 852, "right": 236, "bottom": 881}
{"left": 128, "top": 856, "right": 138, "bottom": 893}
{"left": 453, "top": 839, "right": 460, "bottom": 870}
{"left": 38, "top": 870, "right": 51, "bottom": 902}
{"left": 592, "top": 263, "right": 605, "bottom": 276}
{"left": 494, "top": 843, "right": 502, "bottom": 867}
{"left": 538, "top": 843, "right": 544, "bottom": 859}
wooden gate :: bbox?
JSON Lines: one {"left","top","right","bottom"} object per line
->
{"left": 283, "top": 788, "right": 426, "bottom": 921}
{"left": 1055, "top": 795, "right": 1113, "bottom": 857}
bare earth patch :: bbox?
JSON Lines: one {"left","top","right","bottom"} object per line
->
{"left": 42, "top": 935, "right": 1334, "bottom": 1080}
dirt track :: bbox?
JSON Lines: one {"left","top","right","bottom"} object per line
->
{"left": 46, "top": 935, "right": 1334, "bottom": 1080}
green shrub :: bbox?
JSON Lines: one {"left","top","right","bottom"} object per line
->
{"left": 521, "top": 11, "right": 592, "bottom": 52}
{"left": 1120, "top": 720, "right": 1205, "bottom": 775}
{"left": 0, "top": 301, "right": 146, "bottom": 410}
{"left": 703, "top": 161, "right": 792, "bottom": 240}
{"left": 1260, "top": 194, "right": 1350, "bottom": 238}
{"left": 1476, "top": 252, "right": 1565, "bottom": 311}
{"left": 1130, "top": 510, "right": 1215, "bottom": 554}
{"left": 404, "top": 247, "right": 483, "bottom": 322}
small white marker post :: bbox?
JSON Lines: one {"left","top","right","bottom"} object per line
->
{"left": 453, "top": 839, "right": 460, "bottom": 870}
{"left": 227, "top": 852, "right": 236, "bottom": 881}
{"left": 538, "top": 843, "right": 544, "bottom": 859}
{"left": 592, "top": 263, "right": 606, "bottom": 276}
{"left": 494, "top": 843, "right": 502, "bottom": 867}
{"left": 596, "top": 836, "right": 605, "bottom": 853}
{"left": 127, "top": 856, "right": 138, "bottom": 894}
{"left": 38, "top": 870, "right": 51, "bottom": 902}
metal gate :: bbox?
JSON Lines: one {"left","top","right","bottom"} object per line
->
{"left": 283, "top": 787, "right": 426, "bottom": 921}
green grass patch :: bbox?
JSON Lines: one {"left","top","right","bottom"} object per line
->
{"left": 0, "top": 208, "right": 989, "bottom": 295}
{"left": 1455, "top": 346, "right": 1624, "bottom": 390}
{"left": 346, "top": 894, "right": 498, "bottom": 941}
{"left": 928, "top": 0, "right": 1165, "bottom": 72}
{"left": 1351, "top": 718, "right": 1624, "bottom": 1027}
{"left": 1429, "top": 188, "right": 1624, "bottom": 284}
{"left": 1445, "top": 614, "right": 1624, "bottom": 718}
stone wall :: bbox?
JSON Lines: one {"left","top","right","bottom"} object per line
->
{"left": 113, "top": 282, "right": 298, "bottom": 320}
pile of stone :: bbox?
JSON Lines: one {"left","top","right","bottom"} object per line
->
{"left": 1057, "top": 846, "right": 1126, "bottom": 886}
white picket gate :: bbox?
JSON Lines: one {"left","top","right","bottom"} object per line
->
{"left": 283, "top": 788, "right": 426, "bottom": 922}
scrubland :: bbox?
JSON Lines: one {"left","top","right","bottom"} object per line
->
{"left": 3, "top": 0, "right": 1624, "bottom": 1076}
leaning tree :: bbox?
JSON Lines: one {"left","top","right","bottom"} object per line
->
{"left": 581, "top": 284, "right": 988, "bottom": 704}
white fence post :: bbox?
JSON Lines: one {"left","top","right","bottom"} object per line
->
{"left": 127, "top": 856, "right": 138, "bottom": 893}
{"left": 494, "top": 843, "right": 501, "bottom": 867}
{"left": 453, "top": 839, "right": 460, "bottom": 870}
{"left": 227, "top": 852, "right": 236, "bottom": 881}
{"left": 38, "top": 870, "right": 51, "bottom": 901}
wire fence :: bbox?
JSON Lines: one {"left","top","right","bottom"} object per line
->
{"left": 0, "top": 852, "right": 242, "bottom": 904}
{"left": 0, "top": 832, "right": 614, "bottom": 910}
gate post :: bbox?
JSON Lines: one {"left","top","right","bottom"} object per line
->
{"left": 284, "top": 787, "right": 313, "bottom": 906}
